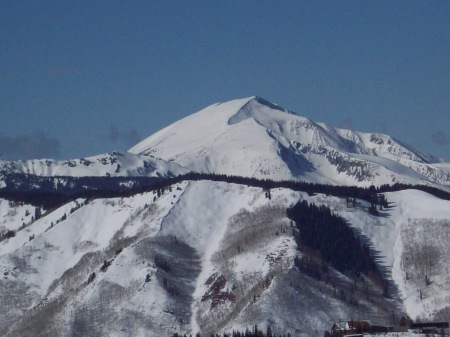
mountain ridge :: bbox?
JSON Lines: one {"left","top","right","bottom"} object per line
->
{"left": 1, "top": 97, "right": 448, "bottom": 189}
{"left": 129, "top": 97, "right": 449, "bottom": 188}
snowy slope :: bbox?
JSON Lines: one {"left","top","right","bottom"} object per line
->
{"left": 2, "top": 179, "right": 448, "bottom": 336}
{"left": 316, "top": 190, "right": 450, "bottom": 323}
{"left": 130, "top": 96, "right": 450, "bottom": 187}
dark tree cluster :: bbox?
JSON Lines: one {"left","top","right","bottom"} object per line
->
{"left": 1, "top": 171, "right": 449, "bottom": 211}
{"left": 87, "top": 272, "right": 96, "bottom": 284}
{"left": 0, "top": 174, "right": 168, "bottom": 208}
{"left": 177, "top": 173, "right": 450, "bottom": 204}
{"left": 172, "top": 325, "right": 291, "bottom": 337}
{"left": 154, "top": 254, "right": 171, "bottom": 272}
{"left": 99, "top": 259, "right": 113, "bottom": 272}
{"left": 368, "top": 203, "right": 379, "bottom": 216}
{"left": 0, "top": 230, "right": 16, "bottom": 241}
{"left": 287, "top": 200, "right": 380, "bottom": 279}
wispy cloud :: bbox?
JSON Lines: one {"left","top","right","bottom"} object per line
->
{"left": 122, "top": 129, "right": 141, "bottom": 147}
{"left": 109, "top": 124, "right": 141, "bottom": 149}
{"left": 109, "top": 124, "right": 121, "bottom": 143}
{"left": 431, "top": 131, "right": 450, "bottom": 145}
{"left": 339, "top": 118, "right": 354, "bottom": 130}
{"left": 0, "top": 131, "right": 61, "bottom": 160}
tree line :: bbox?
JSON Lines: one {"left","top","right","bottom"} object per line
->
{"left": 1, "top": 171, "right": 449, "bottom": 210}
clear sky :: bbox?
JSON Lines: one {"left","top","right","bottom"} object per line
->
{"left": 1, "top": 1, "right": 449, "bottom": 161}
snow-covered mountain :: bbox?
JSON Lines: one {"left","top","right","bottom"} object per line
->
{"left": 130, "top": 96, "right": 450, "bottom": 187}
{"left": 1, "top": 96, "right": 449, "bottom": 336}
{"left": 2, "top": 96, "right": 449, "bottom": 190}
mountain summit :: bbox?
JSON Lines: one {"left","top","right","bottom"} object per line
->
{"left": 1, "top": 97, "right": 449, "bottom": 190}
{"left": 130, "top": 97, "right": 450, "bottom": 187}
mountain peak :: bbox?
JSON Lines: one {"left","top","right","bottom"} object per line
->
{"left": 228, "top": 96, "right": 289, "bottom": 125}
{"left": 127, "top": 96, "right": 450, "bottom": 187}
{"left": 252, "top": 96, "right": 286, "bottom": 111}
{"left": 129, "top": 96, "right": 450, "bottom": 186}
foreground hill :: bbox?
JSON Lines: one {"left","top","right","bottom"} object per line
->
{"left": 1, "top": 179, "right": 449, "bottom": 336}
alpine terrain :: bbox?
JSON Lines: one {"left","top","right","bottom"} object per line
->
{"left": 0, "top": 97, "right": 449, "bottom": 337}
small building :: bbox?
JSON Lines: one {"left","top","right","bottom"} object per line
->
{"left": 331, "top": 321, "right": 371, "bottom": 337}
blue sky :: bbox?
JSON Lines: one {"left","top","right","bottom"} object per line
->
{"left": 1, "top": 1, "right": 449, "bottom": 161}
